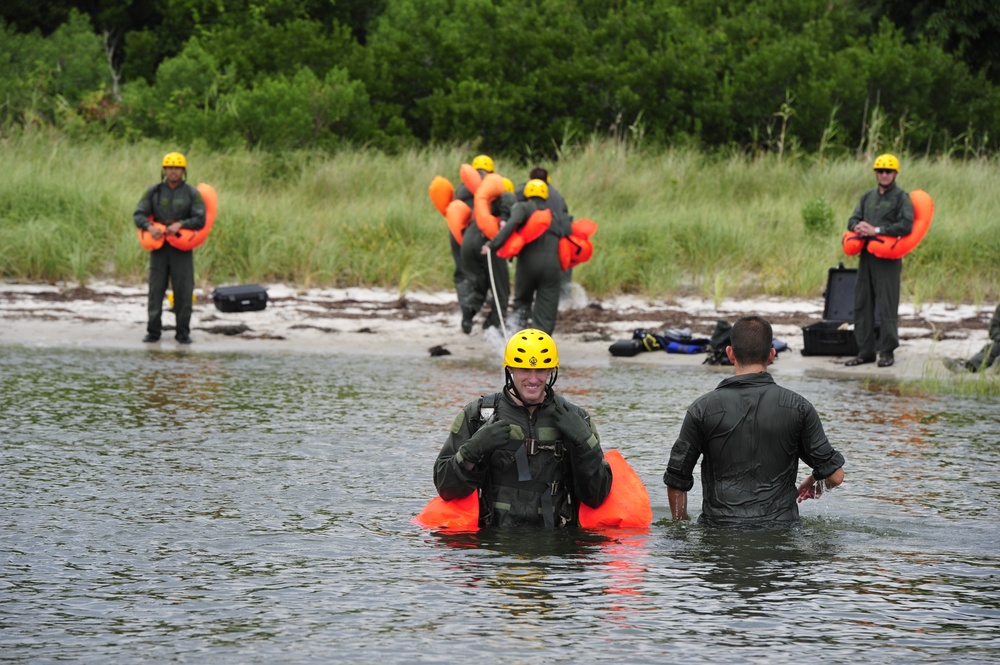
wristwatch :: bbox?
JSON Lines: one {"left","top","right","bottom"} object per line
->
{"left": 874, "top": 226, "right": 881, "bottom": 234}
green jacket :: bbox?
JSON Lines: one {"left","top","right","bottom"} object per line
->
{"left": 664, "top": 372, "right": 845, "bottom": 527}
{"left": 434, "top": 389, "right": 613, "bottom": 527}
{"left": 133, "top": 182, "right": 206, "bottom": 232}
{"left": 847, "top": 182, "right": 914, "bottom": 238}
{"left": 487, "top": 198, "right": 552, "bottom": 253}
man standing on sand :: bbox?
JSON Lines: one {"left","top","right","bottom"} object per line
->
{"left": 845, "top": 154, "right": 914, "bottom": 368}
{"left": 664, "top": 316, "right": 846, "bottom": 527}
{"left": 133, "top": 152, "right": 206, "bottom": 344}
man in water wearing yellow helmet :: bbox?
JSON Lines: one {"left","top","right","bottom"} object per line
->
{"left": 133, "top": 152, "right": 206, "bottom": 344}
{"left": 433, "top": 329, "right": 612, "bottom": 527}
{"left": 844, "top": 154, "right": 914, "bottom": 368}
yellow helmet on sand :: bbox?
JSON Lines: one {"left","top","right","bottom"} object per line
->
{"left": 471, "top": 155, "right": 495, "bottom": 173}
{"left": 872, "top": 154, "right": 900, "bottom": 172}
{"left": 504, "top": 329, "right": 558, "bottom": 369}
{"left": 162, "top": 152, "right": 187, "bottom": 169}
{"left": 523, "top": 179, "right": 549, "bottom": 200}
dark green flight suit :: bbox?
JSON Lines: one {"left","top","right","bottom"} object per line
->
{"left": 434, "top": 389, "right": 612, "bottom": 528}
{"left": 460, "top": 191, "right": 516, "bottom": 330}
{"left": 133, "top": 181, "right": 206, "bottom": 339}
{"left": 487, "top": 198, "right": 562, "bottom": 334}
{"left": 967, "top": 303, "right": 1000, "bottom": 371}
{"left": 664, "top": 372, "right": 845, "bottom": 527}
{"left": 848, "top": 182, "right": 914, "bottom": 361}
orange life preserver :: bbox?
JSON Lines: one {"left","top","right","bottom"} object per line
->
{"left": 496, "top": 209, "right": 553, "bottom": 259}
{"left": 137, "top": 182, "right": 217, "bottom": 252}
{"left": 412, "top": 448, "right": 650, "bottom": 531}
{"left": 578, "top": 449, "right": 652, "bottom": 529}
{"left": 841, "top": 189, "right": 933, "bottom": 260}
{"left": 459, "top": 163, "right": 482, "bottom": 195}
{"left": 558, "top": 218, "right": 598, "bottom": 270}
{"left": 473, "top": 173, "right": 504, "bottom": 240}
{"left": 429, "top": 175, "right": 454, "bottom": 217}
{"left": 412, "top": 490, "right": 479, "bottom": 531}
{"left": 445, "top": 199, "right": 472, "bottom": 245}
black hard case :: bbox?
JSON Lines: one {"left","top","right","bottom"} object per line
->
{"left": 212, "top": 284, "right": 268, "bottom": 312}
{"left": 801, "top": 266, "right": 879, "bottom": 356}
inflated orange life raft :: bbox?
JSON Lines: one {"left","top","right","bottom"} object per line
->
{"left": 473, "top": 173, "right": 505, "bottom": 240}
{"left": 445, "top": 199, "right": 472, "bottom": 245}
{"left": 429, "top": 175, "right": 454, "bottom": 217}
{"left": 137, "top": 183, "right": 218, "bottom": 251}
{"left": 412, "top": 448, "right": 651, "bottom": 531}
{"left": 459, "top": 163, "right": 482, "bottom": 195}
{"left": 841, "top": 188, "right": 933, "bottom": 259}
{"left": 558, "top": 218, "right": 598, "bottom": 270}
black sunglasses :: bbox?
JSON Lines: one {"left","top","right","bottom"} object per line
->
{"left": 875, "top": 169, "right": 895, "bottom": 174}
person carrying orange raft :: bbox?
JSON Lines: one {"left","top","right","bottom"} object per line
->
{"left": 432, "top": 329, "right": 612, "bottom": 528}
{"left": 843, "top": 154, "right": 914, "bottom": 368}
{"left": 460, "top": 169, "right": 516, "bottom": 334}
{"left": 483, "top": 179, "right": 561, "bottom": 334}
{"left": 132, "top": 152, "right": 206, "bottom": 344}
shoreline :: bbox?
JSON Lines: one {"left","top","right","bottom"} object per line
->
{"left": 1, "top": 280, "right": 995, "bottom": 381}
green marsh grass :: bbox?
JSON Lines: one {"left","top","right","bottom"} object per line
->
{"left": 2, "top": 132, "right": 999, "bottom": 306}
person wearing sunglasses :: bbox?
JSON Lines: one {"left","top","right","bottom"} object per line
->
{"left": 844, "top": 154, "right": 914, "bottom": 368}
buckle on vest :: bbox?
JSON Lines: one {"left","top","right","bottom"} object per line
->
{"left": 524, "top": 438, "right": 540, "bottom": 456}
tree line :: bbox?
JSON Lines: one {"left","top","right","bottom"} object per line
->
{"left": 2, "top": 0, "right": 999, "bottom": 158}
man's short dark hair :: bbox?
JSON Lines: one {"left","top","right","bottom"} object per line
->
{"left": 529, "top": 167, "right": 549, "bottom": 181}
{"left": 730, "top": 316, "right": 772, "bottom": 365}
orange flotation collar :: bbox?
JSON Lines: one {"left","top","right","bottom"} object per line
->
{"left": 412, "top": 448, "right": 651, "bottom": 531}
{"left": 558, "top": 218, "right": 598, "bottom": 270}
{"left": 473, "top": 173, "right": 504, "bottom": 240}
{"left": 496, "top": 209, "right": 552, "bottom": 259}
{"left": 841, "top": 188, "right": 933, "bottom": 259}
{"left": 429, "top": 175, "right": 454, "bottom": 217}
{"left": 445, "top": 199, "right": 472, "bottom": 245}
{"left": 137, "top": 182, "right": 218, "bottom": 252}
{"left": 459, "top": 163, "right": 482, "bottom": 195}
{"left": 578, "top": 449, "right": 652, "bottom": 529}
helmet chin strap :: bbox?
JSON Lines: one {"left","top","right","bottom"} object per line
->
{"left": 504, "top": 368, "right": 559, "bottom": 406}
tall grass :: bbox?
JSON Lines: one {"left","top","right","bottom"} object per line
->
{"left": 2, "top": 130, "right": 998, "bottom": 305}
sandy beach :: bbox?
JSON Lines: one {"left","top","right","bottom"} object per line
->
{"left": 1, "top": 279, "right": 994, "bottom": 380}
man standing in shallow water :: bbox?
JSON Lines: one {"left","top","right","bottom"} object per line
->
{"left": 664, "top": 315, "right": 845, "bottom": 527}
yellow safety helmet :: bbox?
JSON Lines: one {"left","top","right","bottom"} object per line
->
{"left": 872, "top": 154, "right": 900, "bottom": 172}
{"left": 162, "top": 152, "right": 187, "bottom": 169}
{"left": 523, "top": 179, "right": 549, "bottom": 200}
{"left": 502, "top": 177, "right": 515, "bottom": 193}
{"left": 504, "top": 329, "right": 559, "bottom": 369}
{"left": 471, "top": 154, "right": 495, "bottom": 173}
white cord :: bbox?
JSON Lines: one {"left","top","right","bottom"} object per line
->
{"left": 484, "top": 246, "right": 508, "bottom": 340}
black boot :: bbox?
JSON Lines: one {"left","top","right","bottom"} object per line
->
{"left": 461, "top": 307, "right": 475, "bottom": 334}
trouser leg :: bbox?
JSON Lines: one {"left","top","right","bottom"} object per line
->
{"left": 873, "top": 257, "right": 902, "bottom": 356}
{"left": 482, "top": 254, "right": 509, "bottom": 329}
{"left": 531, "top": 268, "right": 562, "bottom": 334}
{"left": 853, "top": 257, "right": 877, "bottom": 360}
{"left": 451, "top": 236, "right": 472, "bottom": 306}
{"left": 147, "top": 248, "right": 170, "bottom": 336}
{"left": 170, "top": 248, "right": 195, "bottom": 338}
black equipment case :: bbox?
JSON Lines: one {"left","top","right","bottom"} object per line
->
{"left": 801, "top": 265, "right": 878, "bottom": 356}
{"left": 212, "top": 284, "right": 268, "bottom": 312}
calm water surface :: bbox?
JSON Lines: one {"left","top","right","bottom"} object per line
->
{"left": 2, "top": 346, "right": 999, "bottom": 663}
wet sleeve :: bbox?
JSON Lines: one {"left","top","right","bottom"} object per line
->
{"left": 181, "top": 185, "right": 207, "bottom": 231}
{"left": 433, "top": 404, "right": 487, "bottom": 500}
{"left": 663, "top": 409, "right": 702, "bottom": 491}
{"left": 133, "top": 186, "right": 155, "bottom": 230}
{"left": 566, "top": 409, "right": 612, "bottom": 508}
{"left": 797, "top": 402, "right": 845, "bottom": 481}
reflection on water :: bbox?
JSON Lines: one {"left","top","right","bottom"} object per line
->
{"left": 2, "top": 346, "right": 999, "bottom": 664}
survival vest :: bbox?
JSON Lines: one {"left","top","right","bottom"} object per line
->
{"left": 137, "top": 182, "right": 217, "bottom": 252}
{"left": 414, "top": 394, "right": 652, "bottom": 531}
{"left": 496, "top": 209, "right": 553, "bottom": 259}
{"left": 558, "top": 218, "right": 598, "bottom": 270}
{"left": 842, "top": 188, "right": 933, "bottom": 259}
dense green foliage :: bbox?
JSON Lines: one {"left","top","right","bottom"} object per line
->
{"left": 2, "top": 0, "right": 1000, "bottom": 157}
{"left": 2, "top": 134, "right": 997, "bottom": 307}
